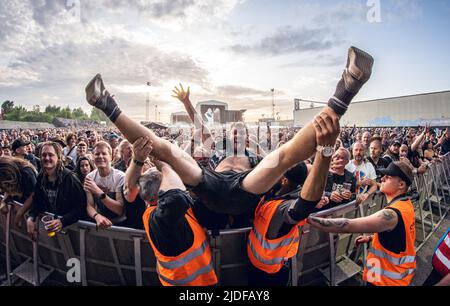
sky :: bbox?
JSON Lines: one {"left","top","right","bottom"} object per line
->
{"left": 1, "top": 0, "right": 449, "bottom": 123}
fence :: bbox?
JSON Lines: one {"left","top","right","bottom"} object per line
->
{"left": 1, "top": 153, "right": 449, "bottom": 286}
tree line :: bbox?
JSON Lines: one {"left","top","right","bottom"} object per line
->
{"left": 1, "top": 100, "right": 108, "bottom": 123}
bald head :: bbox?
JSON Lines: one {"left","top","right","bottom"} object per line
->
{"left": 138, "top": 168, "right": 162, "bottom": 203}
{"left": 352, "top": 141, "right": 365, "bottom": 163}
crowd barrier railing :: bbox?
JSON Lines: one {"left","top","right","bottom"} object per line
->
{"left": 1, "top": 155, "right": 449, "bottom": 286}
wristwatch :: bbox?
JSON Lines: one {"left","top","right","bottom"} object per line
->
{"left": 316, "top": 145, "right": 335, "bottom": 158}
{"left": 99, "top": 193, "right": 106, "bottom": 200}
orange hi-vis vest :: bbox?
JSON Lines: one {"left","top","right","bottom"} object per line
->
{"left": 143, "top": 206, "right": 218, "bottom": 286}
{"left": 247, "top": 198, "right": 306, "bottom": 274}
{"left": 363, "top": 196, "right": 416, "bottom": 286}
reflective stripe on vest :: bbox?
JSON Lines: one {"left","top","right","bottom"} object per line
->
{"left": 251, "top": 228, "right": 300, "bottom": 251}
{"left": 368, "top": 248, "right": 415, "bottom": 266}
{"left": 158, "top": 240, "right": 209, "bottom": 270}
{"left": 365, "top": 264, "right": 415, "bottom": 280}
{"left": 248, "top": 239, "right": 285, "bottom": 266}
{"left": 363, "top": 197, "right": 416, "bottom": 286}
{"left": 247, "top": 198, "right": 303, "bottom": 274}
{"left": 157, "top": 260, "right": 215, "bottom": 286}
{"left": 143, "top": 206, "right": 218, "bottom": 286}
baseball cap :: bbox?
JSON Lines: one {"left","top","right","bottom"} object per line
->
{"left": 11, "top": 138, "right": 31, "bottom": 152}
{"left": 390, "top": 139, "right": 402, "bottom": 147}
{"left": 379, "top": 161, "right": 413, "bottom": 186}
{"left": 108, "top": 133, "right": 119, "bottom": 140}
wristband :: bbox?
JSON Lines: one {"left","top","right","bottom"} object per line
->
{"left": 93, "top": 212, "right": 99, "bottom": 220}
{"left": 133, "top": 159, "right": 145, "bottom": 167}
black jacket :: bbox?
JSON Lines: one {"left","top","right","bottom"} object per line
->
{"left": 29, "top": 167, "right": 87, "bottom": 227}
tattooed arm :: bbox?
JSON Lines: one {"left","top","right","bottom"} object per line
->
{"left": 307, "top": 208, "right": 398, "bottom": 233}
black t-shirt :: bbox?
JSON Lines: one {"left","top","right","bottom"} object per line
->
{"left": 376, "top": 195, "right": 409, "bottom": 254}
{"left": 324, "top": 170, "right": 357, "bottom": 207}
{"left": 367, "top": 156, "right": 389, "bottom": 179}
{"left": 44, "top": 180, "right": 58, "bottom": 212}
{"left": 148, "top": 189, "right": 194, "bottom": 257}
{"left": 120, "top": 187, "right": 146, "bottom": 230}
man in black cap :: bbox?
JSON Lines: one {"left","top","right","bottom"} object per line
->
{"left": 383, "top": 139, "right": 401, "bottom": 166}
{"left": 308, "top": 160, "right": 416, "bottom": 286}
{"left": 12, "top": 138, "right": 40, "bottom": 171}
{"left": 12, "top": 138, "right": 30, "bottom": 159}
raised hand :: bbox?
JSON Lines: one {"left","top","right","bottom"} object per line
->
{"left": 171, "top": 83, "right": 190, "bottom": 104}
{"left": 313, "top": 112, "right": 340, "bottom": 146}
{"left": 132, "top": 136, "right": 153, "bottom": 162}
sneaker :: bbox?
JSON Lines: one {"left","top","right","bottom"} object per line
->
{"left": 343, "top": 46, "right": 374, "bottom": 93}
{"left": 85, "top": 73, "right": 109, "bottom": 108}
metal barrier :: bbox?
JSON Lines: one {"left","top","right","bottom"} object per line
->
{"left": 1, "top": 155, "right": 449, "bottom": 286}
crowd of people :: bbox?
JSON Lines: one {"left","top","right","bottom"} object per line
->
{"left": 1, "top": 46, "right": 449, "bottom": 286}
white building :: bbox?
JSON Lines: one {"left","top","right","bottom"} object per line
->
{"left": 293, "top": 91, "right": 450, "bottom": 127}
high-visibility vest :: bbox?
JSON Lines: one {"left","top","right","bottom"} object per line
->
{"left": 247, "top": 198, "right": 306, "bottom": 274}
{"left": 432, "top": 228, "right": 450, "bottom": 277}
{"left": 143, "top": 206, "right": 218, "bottom": 286}
{"left": 363, "top": 197, "right": 416, "bottom": 286}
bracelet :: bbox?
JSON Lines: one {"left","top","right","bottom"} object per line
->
{"left": 93, "top": 212, "right": 99, "bottom": 220}
{"left": 133, "top": 159, "right": 145, "bottom": 167}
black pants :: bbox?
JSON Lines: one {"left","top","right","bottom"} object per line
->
{"left": 247, "top": 262, "right": 290, "bottom": 286}
{"left": 422, "top": 268, "right": 443, "bottom": 286}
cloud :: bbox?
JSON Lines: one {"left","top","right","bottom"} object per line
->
{"left": 278, "top": 54, "right": 343, "bottom": 69}
{"left": 229, "top": 26, "right": 343, "bottom": 56}
{"left": 215, "top": 85, "right": 280, "bottom": 98}
{"left": 2, "top": 37, "right": 209, "bottom": 88}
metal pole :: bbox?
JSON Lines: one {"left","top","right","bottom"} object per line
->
{"left": 5, "top": 204, "right": 12, "bottom": 285}
{"left": 271, "top": 88, "right": 275, "bottom": 119}
{"left": 33, "top": 220, "right": 40, "bottom": 286}
{"left": 146, "top": 82, "right": 151, "bottom": 122}
{"left": 329, "top": 232, "right": 336, "bottom": 286}
{"left": 79, "top": 228, "right": 88, "bottom": 286}
{"left": 133, "top": 236, "right": 143, "bottom": 286}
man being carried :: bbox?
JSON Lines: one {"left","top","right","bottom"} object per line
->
{"left": 85, "top": 46, "right": 374, "bottom": 216}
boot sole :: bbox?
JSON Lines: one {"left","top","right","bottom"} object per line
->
{"left": 347, "top": 46, "right": 374, "bottom": 82}
{"left": 85, "top": 73, "right": 103, "bottom": 105}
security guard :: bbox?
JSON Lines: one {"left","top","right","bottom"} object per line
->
{"left": 127, "top": 137, "right": 217, "bottom": 286}
{"left": 309, "top": 160, "right": 416, "bottom": 286}
{"left": 248, "top": 113, "right": 340, "bottom": 285}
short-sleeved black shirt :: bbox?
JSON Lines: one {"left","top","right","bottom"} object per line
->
{"left": 148, "top": 189, "right": 194, "bottom": 257}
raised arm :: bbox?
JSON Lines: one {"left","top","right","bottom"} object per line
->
{"left": 172, "top": 84, "right": 212, "bottom": 143}
{"left": 411, "top": 124, "right": 428, "bottom": 152}
{"left": 288, "top": 114, "right": 340, "bottom": 222}
{"left": 301, "top": 115, "right": 340, "bottom": 201}
{"left": 124, "top": 137, "right": 153, "bottom": 202}
{"left": 308, "top": 207, "right": 398, "bottom": 234}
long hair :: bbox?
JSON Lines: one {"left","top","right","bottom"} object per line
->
{"left": 0, "top": 157, "right": 36, "bottom": 195}
{"left": 75, "top": 156, "right": 95, "bottom": 183}
{"left": 40, "top": 141, "right": 65, "bottom": 185}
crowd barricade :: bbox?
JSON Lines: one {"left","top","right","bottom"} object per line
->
{"left": 1, "top": 155, "right": 449, "bottom": 286}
